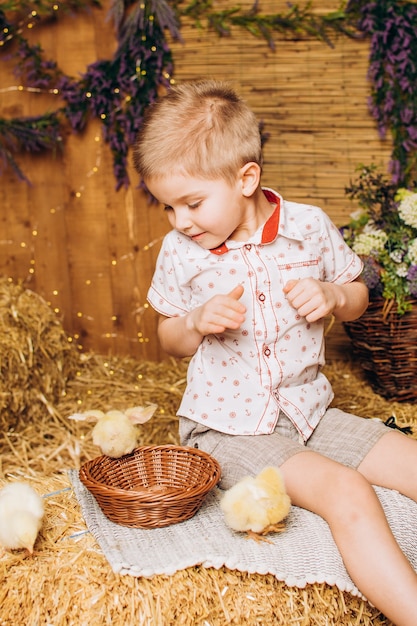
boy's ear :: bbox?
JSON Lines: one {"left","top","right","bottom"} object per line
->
{"left": 239, "top": 162, "right": 261, "bottom": 196}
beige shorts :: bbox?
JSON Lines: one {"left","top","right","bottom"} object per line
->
{"left": 179, "top": 408, "right": 390, "bottom": 490}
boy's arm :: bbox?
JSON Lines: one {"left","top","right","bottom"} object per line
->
{"left": 157, "top": 314, "right": 206, "bottom": 358}
{"left": 284, "top": 277, "right": 369, "bottom": 323}
{"left": 157, "top": 284, "right": 246, "bottom": 358}
{"left": 326, "top": 278, "right": 369, "bottom": 321}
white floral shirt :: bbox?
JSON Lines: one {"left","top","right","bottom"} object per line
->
{"left": 147, "top": 188, "right": 363, "bottom": 441}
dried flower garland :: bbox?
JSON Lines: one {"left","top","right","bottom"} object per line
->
{"left": 0, "top": 0, "right": 176, "bottom": 188}
{"left": 352, "top": 0, "right": 417, "bottom": 187}
{"left": 1, "top": 1, "right": 417, "bottom": 188}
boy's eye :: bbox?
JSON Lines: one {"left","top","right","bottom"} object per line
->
{"left": 188, "top": 202, "right": 201, "bottom": 209}
{"left": 164, "top": 205, "right": 173, "bottom": 212}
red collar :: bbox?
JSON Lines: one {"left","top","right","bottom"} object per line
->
{"left": 210, "top": 189, "right": 280, "bottom": 255}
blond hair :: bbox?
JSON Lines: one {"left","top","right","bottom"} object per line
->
{"left": 133, "top": 80, "right": 262, "bottom": 184}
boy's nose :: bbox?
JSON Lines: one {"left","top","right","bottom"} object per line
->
{"left": 174, "top": 209, "right": 193, "bottom": 232}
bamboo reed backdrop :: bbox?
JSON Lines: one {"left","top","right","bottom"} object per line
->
{"left": 0, "top": 0, "right": 392, "bottom": 361}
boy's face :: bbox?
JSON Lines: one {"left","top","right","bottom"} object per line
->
{"left": 145, "top": 172, "right": 248, "bottom": 250}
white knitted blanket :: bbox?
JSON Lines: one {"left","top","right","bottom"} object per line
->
{"left": 69, "top": 470, "right": 417, "bottom": 598}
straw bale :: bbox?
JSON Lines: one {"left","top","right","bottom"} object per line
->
{"left": 0, "top": 277, "right": 80, "bottom": 428}
{"left": 1, "top": 346, "right": 415, "bottom": 623}
{"left": 0, "top": 294, "right": 415, "bottom": 624}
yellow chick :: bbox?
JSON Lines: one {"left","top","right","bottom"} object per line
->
{"left": 220, "top": 466, "right": 291, "bottom": 544}
{"left": 0, "top": 482, "right": 45, "bottom": 554}
{"left": 69, "top": 404, "right": 157, "bottom": 458}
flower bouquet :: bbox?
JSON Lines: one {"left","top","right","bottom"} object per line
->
{"left": 342, "top": 165, "right": 417, "bottom": 401}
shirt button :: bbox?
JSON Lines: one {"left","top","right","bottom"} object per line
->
{"left": 263, "top": 346, "right": 271, "bottom": 357}
{"left": 245, "top": 244, "right": 252, "bottom": 251}
{"left": 258, "top": 292, "right": 266, "bottom": 302}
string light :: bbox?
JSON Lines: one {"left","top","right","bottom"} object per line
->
{"left": 0, "top": 4, "right": 60, "bottom": 46}
{"left": 0, "top": 86, "right": 61, "bottom": 95}
{"left": 0, "top": 129, "right": 159, "bottom": 350}
{"left": 1, "top": 1, "right": 175, "bottom": 354}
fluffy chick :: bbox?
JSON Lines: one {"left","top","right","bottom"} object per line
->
{"left": 69, "top": 405, "right": 157, "bottom": 458}
{"left": 220, "top": 466, "right": 291, "bottom": 544}
{"left": 91, "top": 410, "right": 140, "bottom": 457}
{"left": 0, "top": 482, "right": 45, "bottom": 554}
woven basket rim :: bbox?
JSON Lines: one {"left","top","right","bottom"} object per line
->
{"left": 79, "top": 444, "right": 221, "bottom": 497}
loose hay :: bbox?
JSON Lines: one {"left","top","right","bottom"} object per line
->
{"left": 0, "top": 277, "right": 80, "bottom": 428}
{"left": 0, "top": 290, "right": 416, "bottom": 624}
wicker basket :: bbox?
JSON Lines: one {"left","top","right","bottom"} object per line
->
{"left": 79, "top": 445, "right": 221, "bottom": 528}
{"left": 343, "top": 298, "right": 417, "bottom": 402}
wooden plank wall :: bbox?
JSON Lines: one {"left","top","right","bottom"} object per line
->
{"left": 0, "top": 0, "right": 392, "bottom": 361}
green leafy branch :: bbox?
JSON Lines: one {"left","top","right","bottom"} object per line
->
{"left": 178, "top": 1, "right": 361, "bottom": 48}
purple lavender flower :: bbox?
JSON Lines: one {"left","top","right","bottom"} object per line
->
{"left": 407, "top": 265, "right": 417, "bottom": 297}
{"left": 361, "top": 256, "right": 383, "bottom": 293}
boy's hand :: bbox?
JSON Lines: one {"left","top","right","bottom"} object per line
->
{"left": 187, "top": 284, "right": 246, "bottom": 335}
{"left": 283, "top": 278, "right": 340, "bottom": 322}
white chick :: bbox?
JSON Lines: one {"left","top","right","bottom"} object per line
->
{"left": 0, "top": 482, "right": 45, "bottom": 554}
{"left": 220, "top": 466, "right": 291, "bottom": 544}
{"left": 69, "top": 404, "right": 157, "bottom": 458}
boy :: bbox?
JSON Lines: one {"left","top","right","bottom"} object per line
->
{"left": 134, "top": 79, "right": 417, "bottom": 624}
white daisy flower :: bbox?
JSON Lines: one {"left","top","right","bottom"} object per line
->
{"left": 352, "top": 231, "right": 388, "bottom": 256}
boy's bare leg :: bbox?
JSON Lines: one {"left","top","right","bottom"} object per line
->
{"left": 281, "top": 449, "right": 417, "bottom": 626}
{"left": 357, "top": 429, "right": 417, "bottom": 500}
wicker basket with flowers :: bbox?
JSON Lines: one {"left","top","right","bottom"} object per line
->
{"left": 342, "top": 165, "right": 417, "bottom": 401}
